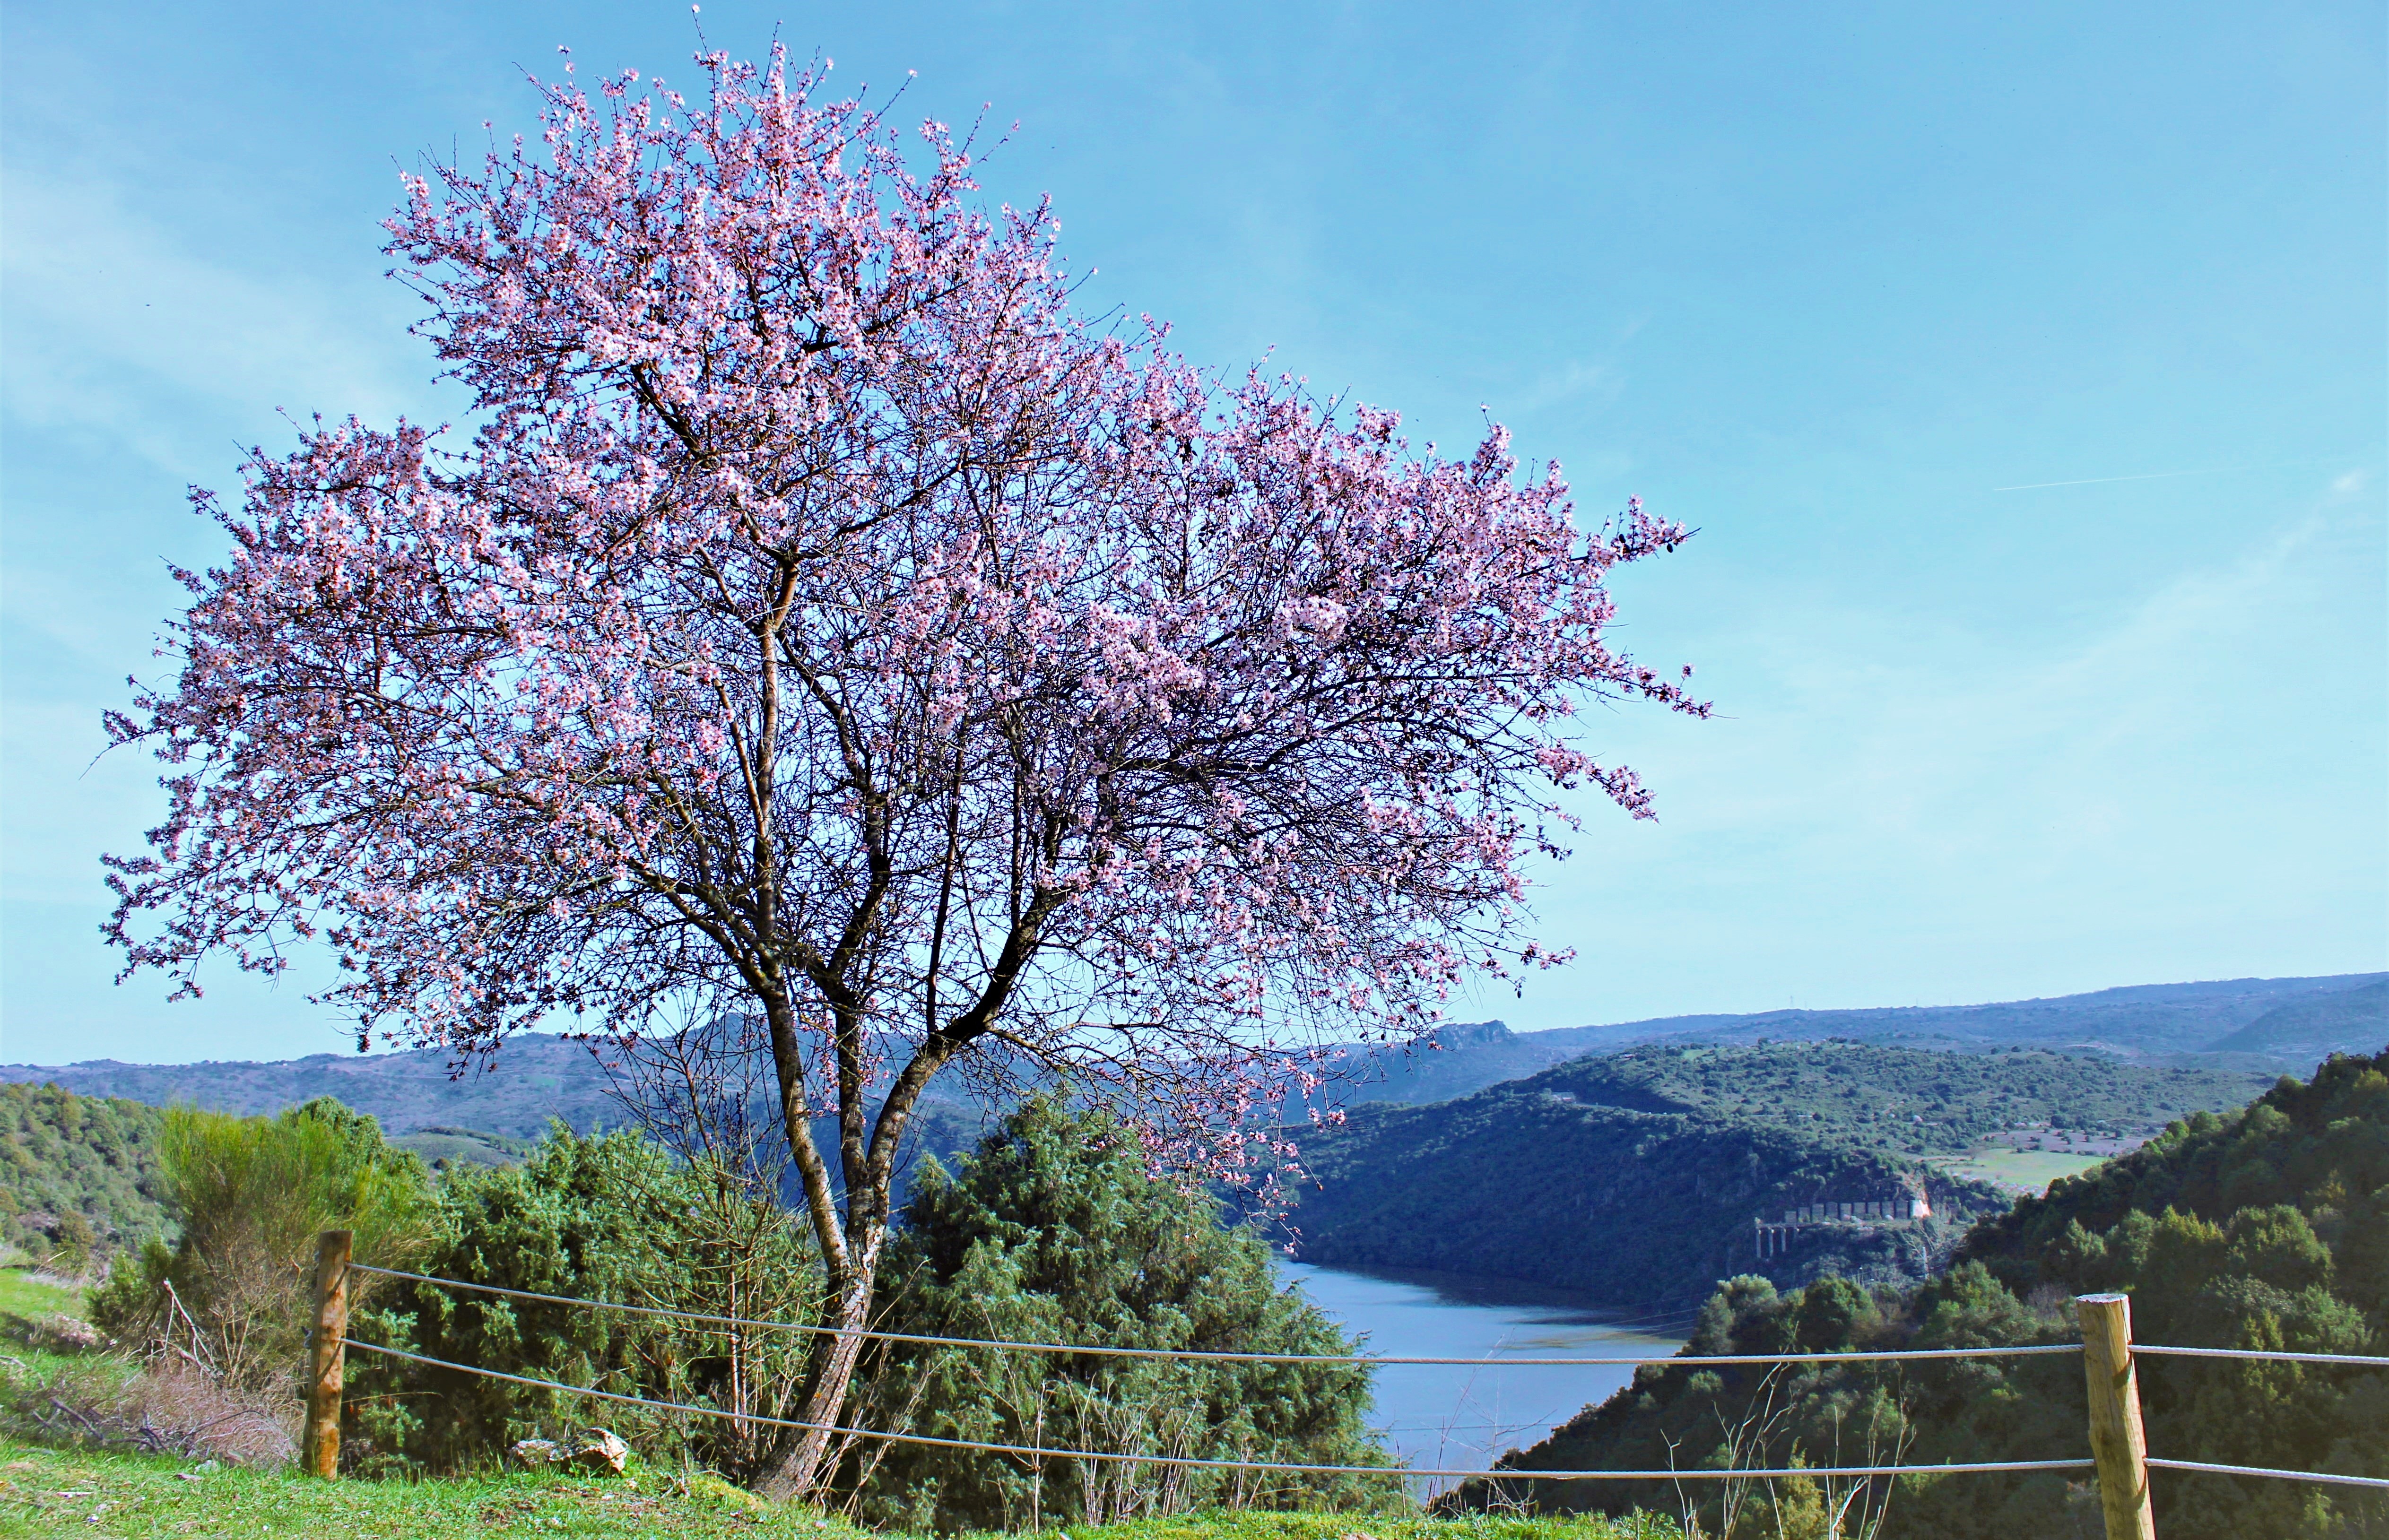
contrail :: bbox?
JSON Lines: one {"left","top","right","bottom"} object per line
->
{"left": 1993, "top": 450, "right": 2375, "bottom": 492}
{"left": 1992, "top": 466, "right": 2242, "bottom": 492}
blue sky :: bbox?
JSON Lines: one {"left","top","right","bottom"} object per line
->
{"left": 3, "top": 1, "right": 2382, "bottom": 1065}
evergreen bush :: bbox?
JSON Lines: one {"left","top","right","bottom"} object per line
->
{"left": 344, "top": 1125, "right": 819, "bottom": 1481}
{"left": 839, "top": 1099, "right": 1386, "bottom": 1531}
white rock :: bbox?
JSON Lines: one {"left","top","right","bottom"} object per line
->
{"left": 568, "top": 1429, "right": 630, "bottom": 1476}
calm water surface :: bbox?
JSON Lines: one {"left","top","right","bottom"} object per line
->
{"left": 1277, "top": 1261, "right": 1692, "bottom": 1476}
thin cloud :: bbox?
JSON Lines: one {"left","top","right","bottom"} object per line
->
{"left": 0, "top": 161, "right": 442, "bottom": 471}
{"left": 1508, "top": 491, "right": 2386, "bottom": 1023}
{"left": 1994, "top": 451, "right": 2378, "bottom": 493}
{"left": 1992, "top": 465, "right": 2244, "bottom": 492}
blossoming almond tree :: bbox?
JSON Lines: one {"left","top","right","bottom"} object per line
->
{"left": 104, "top": 49, "right": 1708, "bottom": 1496}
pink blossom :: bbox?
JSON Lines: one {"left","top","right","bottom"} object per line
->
{"left": 103, "top": 47, "right": 1707, "bottom": 1499}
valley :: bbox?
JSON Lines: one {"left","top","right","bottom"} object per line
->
{"left": 3, "top": 994, "right": 2380, "bottom": 1538}
{"left": 3, "top": 973, "right": 2372, "bottom": 1301}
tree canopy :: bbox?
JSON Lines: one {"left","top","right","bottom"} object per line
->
{"left": 103, "top": 45, "right": 1703, "bottom": 1494}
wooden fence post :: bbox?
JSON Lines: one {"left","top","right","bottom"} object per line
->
{"left": 2077, "top": 1292, "right": 2156, "bottom": 1540}
{"left": 301, "top": 1229, "right": 352, "bottom": 1479}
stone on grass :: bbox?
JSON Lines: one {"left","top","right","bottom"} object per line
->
{"left": 568, "top": 1430, "right": 630, "bottom": 1476}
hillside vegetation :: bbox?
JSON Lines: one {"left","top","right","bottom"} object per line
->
{"left": 1284, "top": 1042, "right": 2259, "bottom": 1308}
{"left": 0, "top": 1084, "right": 169, "bottom": 1263}
{"left": 1289, "top": 1073, "right": 1998, "bottom": 1311}
{"left": 388, "top": 1125, "right": 529, "bottom": 1168}
{"left": 1538, "top": 1041, "right": 2265, "bottom": 1153}
{"left": 1462, "top": 1049, "right": 2389, "bottom": 1540}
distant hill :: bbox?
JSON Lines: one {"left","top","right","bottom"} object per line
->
{"left": 1312, "top": 973, "right": 2385, "bottom": 1107}
{"left": 5, "top": 972, "right": 2373, "bottom": 1154}
{"left": 1282, "top": 1042, "right": 2268, "bottom": 1309}
{"left": 2202, "top": 977, "right": 2389, "bottom": 1060}
{"left": 1512, "top": 971, "right": 2385, "bottom": 1067}
{"left": 1312, "top": 1019, "right": 1589, "bottom": 1107}
{"left": 0, "top": 1035, "right": 617, "bottom": 1140}
{"left": 1520, "top": 1040, "right": 2265, "bottom": 1151}
{"left": 390, "top": 1125, "right": 531, "bottom": 1169}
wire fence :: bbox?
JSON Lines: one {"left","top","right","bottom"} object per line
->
{"left": 2145, "top": 1459, "right": 2389, "bottom": 1491}
{"left": 340, "top": 1337, "right": 2091, "bottom": 1482}
{"left": 339, "top": 1260, "right": 2389, "bottom": 1495}
{"left": 2133, "top": 1343, "right": 2389, "bottom": 1368}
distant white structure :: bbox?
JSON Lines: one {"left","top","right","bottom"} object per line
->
{"left": 1751, "top": 1190, "right": 1931, "bottom": 1259}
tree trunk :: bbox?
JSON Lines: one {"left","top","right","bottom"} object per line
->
{"left": 758, "top": 1258, "right": 877, "bottom": 1502}
{"left": 755, "top": 986, "right": 885, "bottom": 1505}
{"left": 748, "top": 910, "right": 1024, "bottom": 1501}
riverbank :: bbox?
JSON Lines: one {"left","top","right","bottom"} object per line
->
{"left": 0, "top": 1440, "right": 1685, "bottom": 1538}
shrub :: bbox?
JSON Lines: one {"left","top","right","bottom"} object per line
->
{"left": 344, "top": 1125, "right": 818, "bottom": 1481}
{"left": 0, "top": 1353, "right": 295, "bottom": 1466}
{"left": 88, "top": 1097, "right": 433, "bottom": 1386}
{"left": 837, "top": 1099, "right": 1386, "bottom": 1531}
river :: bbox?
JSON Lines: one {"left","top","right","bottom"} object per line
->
{"left": 1278, "top": 1260, "right": 1692, "bottom": 1481}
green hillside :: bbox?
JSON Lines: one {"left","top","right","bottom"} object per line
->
{"left": 1283, "top": 1043, "right": 2260, "bottom": 1309}
{"left": 0, "top": 1442, "right": 1684, "bottom": 1540}
{"left": 1460, "top": 1049, "right": 2389, "bottom": 1540}
{"left": 1526, "top": 1041, "right": 2265, "bottom": 1153}
{"left": 0, "top": 1083, "right": 170, "bottom": 1260}
{"left": 388, "top": 1125, "right": 530, "bottom": 1169}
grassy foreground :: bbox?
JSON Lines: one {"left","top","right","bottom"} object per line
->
{"left": 0, "top": 1441, "right": 1682, "bottom": 1539}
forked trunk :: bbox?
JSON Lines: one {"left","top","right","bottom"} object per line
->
{"left": 755, "top": 987, "right": 892, "bottom": 1505}
{"left": 758, "top": 1262, "right": 877, "bottom": 1502}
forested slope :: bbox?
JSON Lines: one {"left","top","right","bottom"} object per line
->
{"left": 1283, "top": 1042, "right": 2260, "bottom": 1307}
{"left": 1517, "top": 1041, "right": 2260, "bottom": 1153}
{"left": 0, "top": 1083, "right": 170, "bottom": 1259}
{"left": 1286, "top": 1048, "right": 2027, "bottom": 1309}
{"left": 1464, "top": 1049, "right": 2389, "bottom": 1540}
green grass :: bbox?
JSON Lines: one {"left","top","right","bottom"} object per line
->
{"left": 1925, "top": 1149, "right": 2107, "bottom": 1194}
{"left": 0, "top": 1441, "right": 1681, "bottom": 1539}
{"left": 0, "top": 1439, "right": 817, "bottom": 1537}
{"left": 1075, "top": 1514, "right": 1680, "bottom": 1540}
{"left": 0, "top": 1268, "right": 80, "bottom": 1324}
